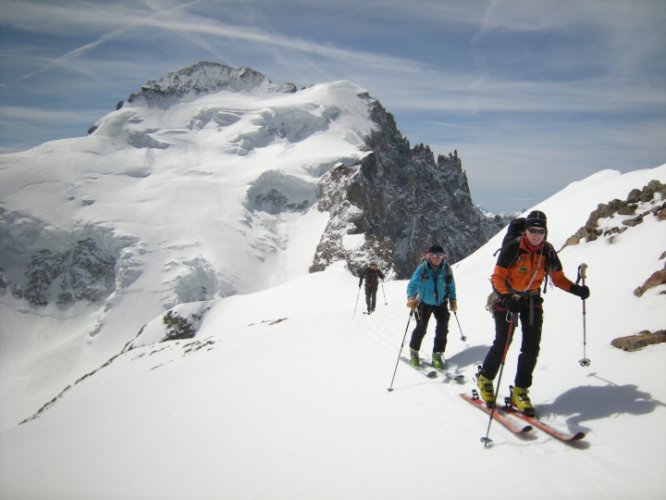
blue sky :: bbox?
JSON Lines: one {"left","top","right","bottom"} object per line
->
{"left": 1, "top": 0, "right": 664, "bottom": 212}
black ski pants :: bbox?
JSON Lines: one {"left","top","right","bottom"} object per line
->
{"left": 409, "top": 302, "right": 450, "bottom": 353}
{"left": 365, "top": 286, "right": 378, "bottom": 312}
{"left": 480, "top": 302, "right": 543, "bottom": 389}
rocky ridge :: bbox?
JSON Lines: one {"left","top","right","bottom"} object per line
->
{"left": 126, "top": 61, "right": 297, "bottom": 105}
{"left": 561, "top": 179, "right": 666, "bottom": 351}
{"left": 312, "top": 97, "right": 506, "bottom": 278}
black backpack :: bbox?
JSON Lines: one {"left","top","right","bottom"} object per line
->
{"left": 493, "top": 217, "right": 526, "bottom": 257}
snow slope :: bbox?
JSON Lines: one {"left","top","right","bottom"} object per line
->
{"left": 0, "top": 79, "right": 375, "bottom": 426}
{"left": 0, "top": 165, "right": 664, "bottom": 500}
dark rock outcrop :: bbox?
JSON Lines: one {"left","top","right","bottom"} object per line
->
{"left": 312, "top": 98, "right": 507, "bottom": 278}
{"left": 561, "top": 180, "right": 666, "bottom": 247}
{"left": 0, "top": 209, "right": 139, "bottom": 307}
{"left": 611, "top": 330, "right": 666, "bottom": 351}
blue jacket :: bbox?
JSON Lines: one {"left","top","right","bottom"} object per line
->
{"left": 406, "top": 261, "right": 456, "bottom": 306}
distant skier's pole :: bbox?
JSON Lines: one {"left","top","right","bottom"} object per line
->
{"left": 387, "top": 311, "right": 413, "bottom": 392}
{"left": 352, "top": 286, "right": 361, "bottom": 318}
{"left": 380, "top": 281, "right": 388, "bottom": 305}
{"left": 453, "top": 311, "right": 467, "bottom": 342}
{"left": 481, "top": 311, "right": 518, "bottom": 447}
{"left": 577, "top": 263, "right": 590, "bottom": 367}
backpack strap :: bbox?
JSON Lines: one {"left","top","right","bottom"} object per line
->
{"left": 419, "top": 260, "right": 453, "bottom": 304}
{"left": 420, "top": 261, "right": 429, "bottom": 281}
{"left": 443, "top": 260, "right": 452, "bottom": 284}
{"left": 541, "top": 242, "right": 562, "bottom": 293}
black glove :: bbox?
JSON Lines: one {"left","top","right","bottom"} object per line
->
{"left": 503, "top": 295, "right": 522, "bottom": 312}
{"left": 570, "top": 284, "right": 590, "bottom": 300}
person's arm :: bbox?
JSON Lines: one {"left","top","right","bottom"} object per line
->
{"left": 358, "top": 268, "right": 366, "bottom": 287}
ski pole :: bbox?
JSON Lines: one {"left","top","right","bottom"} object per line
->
{"left": 453, "top": 311, "right": 467, "bottom": 342}
{"left": 380, "top": 281, "right": 388, "bottom": 305}
{"left": 577, "top": 263, "right": 590, "bottom": 367}
{"left": 481, "top": 311, "right": 518, "bottom": 447}
{"left": 352, "top": 285, "right": 361, "bottom": 318}
{"left": 387, "top": 311, "right": 413, "bottom": 392}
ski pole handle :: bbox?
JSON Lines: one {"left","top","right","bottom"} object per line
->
{"left": 576, "top": 263, "right": 588, "bottom": 286}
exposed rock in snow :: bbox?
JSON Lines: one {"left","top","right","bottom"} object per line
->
{"left": 0, "top": 209, "right": 139, "bottom": 307}
{"left": 312, "top": 98, "right": 507, "bottom": 277}
{"left": 127, "top": 61, "right": 297, "bottom": 105}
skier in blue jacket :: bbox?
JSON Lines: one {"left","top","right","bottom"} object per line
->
{"left": 406, "top": 244, "right": 457, "bottom": 369}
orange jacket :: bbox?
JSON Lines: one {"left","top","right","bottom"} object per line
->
{"left": 491, "top": 237, "right": 574, "bottom": 296}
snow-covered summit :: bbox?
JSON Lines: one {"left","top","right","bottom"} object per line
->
{"left": 0, "top": 66, "right": 384, "bottom": 412}
{"left": 127, "top": 61, "right": 297, "bottom": 104}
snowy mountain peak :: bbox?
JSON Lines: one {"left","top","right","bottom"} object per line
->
{"left": 127, "top": 62, "right": 297, "bottom": 104}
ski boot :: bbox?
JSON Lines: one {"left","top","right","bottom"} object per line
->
{"left": 432, "top": 352, "right": 445, "bottom": 369}
{"left": 476, "top": 368, "right": 496, "bottom": 407}
{"left": 510, "top": 386, "right": 535, "bottom": 416}
{"left": 409, "top": 349, "right": 420, "bottom": 367}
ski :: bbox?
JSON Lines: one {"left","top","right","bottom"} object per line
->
{"left": 460, "top": 392, "right": 533, "bottom": 434}
{"left": 501, "top": 404, "right": 586, "bottom": 442}
{"left": 430, "top": 365, "right": 465, "bottom": 383}
{"left": 400, "top": 357, "right": 438, "bottom": 379}
{"left": 399, "top": 357, "right": 464, "bottom": 383}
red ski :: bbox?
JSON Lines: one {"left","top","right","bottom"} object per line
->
{"left": 501, "top": 404, "right": 586, "bottom": 442}
{"left": 459, "top": 392, "right": 533, "bottom": 435}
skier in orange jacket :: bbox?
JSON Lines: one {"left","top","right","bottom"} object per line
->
{"left": 476, "top": 210, "right": 590, "bottom": 415}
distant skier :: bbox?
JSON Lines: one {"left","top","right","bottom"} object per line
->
{"left": 476, "top": 210, "right": 590, "bottom": 415}
{"left": 405, "top": 244, "right": 457, "bottom": 369}
{"left": 358, "top": 261, "right": 385, "bottom": 314}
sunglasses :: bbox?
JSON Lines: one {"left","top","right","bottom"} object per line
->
{"left": 527, "top": 227, "right": 546, "bottom": 235}
{"left": 430, "top": 253, "right": 445, "bottom": 258}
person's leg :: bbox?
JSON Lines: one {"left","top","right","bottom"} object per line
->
{"left": 514, "top": 307, "right": 544, "bottom": 389}
{"left": 431, "top": 305, "right": 450, "bottom": 354}
{"left": 480, "top": 310, "right": 513, "bottom": 379}
{"left": 409, "top": 304, "right": 433, "bottom": 351}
